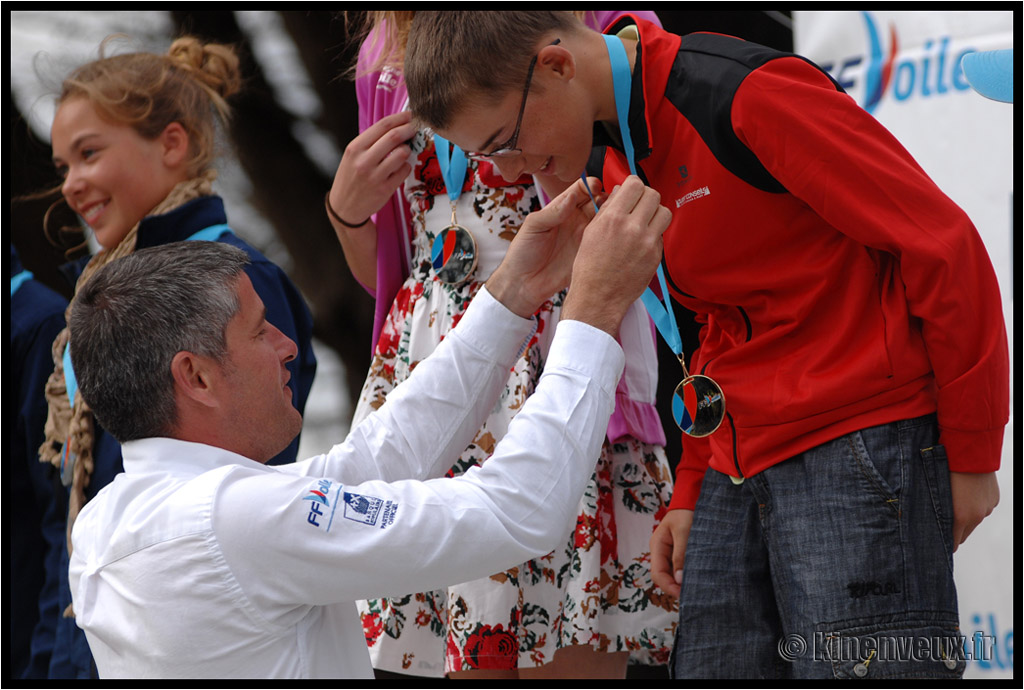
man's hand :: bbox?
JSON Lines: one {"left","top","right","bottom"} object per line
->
{"left": 650, "top": 508, "right": 693, "bottom": 598}
{"left": 486, "top": 176, "right": 603, "bottom": 318}
{"left": 562, "top": 176, "right": 671, "bottom": 336}
{"left": 950, "top": 471, "right": 999, "bottom": 551}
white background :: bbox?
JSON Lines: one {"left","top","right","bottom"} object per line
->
{"left": 795, "top": 10, "right": 1015, "bottom": 679}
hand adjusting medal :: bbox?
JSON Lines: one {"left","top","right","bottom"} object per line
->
{"left": 601, "top": 32, "right": 727, "bottom": 437}
{"left": 431, "top": 135, "right": 478, "bottom": 285}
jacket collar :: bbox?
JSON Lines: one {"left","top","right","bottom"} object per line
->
{"left": 596, "top": 16, "right": 682, "bottom": 177}
{"left": 134, "top": 195, "right": 228, "bottom": 250}
{"left": 57, "top": 195, "right": 228, "bottom": 288}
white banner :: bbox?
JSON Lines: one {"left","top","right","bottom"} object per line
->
{"left": 795, "top": 10, "right": 1015, "bottom": 679}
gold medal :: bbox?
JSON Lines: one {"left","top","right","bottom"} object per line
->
{"left": 431, "top": 202, "right": 478, "bottom": 285}
{"left": 431, "top": 135, "right": 477, "bottom": 285}
{"left": 671, "top": 354, "right": 726, "bottom": 437}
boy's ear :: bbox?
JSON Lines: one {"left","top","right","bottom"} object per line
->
{"left": 537, "top": 42, "right": 576, "bottom": 82}
{"left": 159, "top": 121, "right": 191, "bottom": 169}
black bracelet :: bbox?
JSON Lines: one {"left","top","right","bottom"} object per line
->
{"left": 324, "top": 192, "right": 370, "bottom": 228}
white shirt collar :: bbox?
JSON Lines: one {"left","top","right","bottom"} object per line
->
{"left": 120, "top": 437, "right": 269, "bottom": 478}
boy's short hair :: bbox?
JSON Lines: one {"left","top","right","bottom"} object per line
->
{"left": 405, "top": 11, "right": 581, "bottom": 130}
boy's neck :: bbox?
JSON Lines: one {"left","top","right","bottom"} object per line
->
{"left": 589, "top": 32, "right": 638, "bottom": 128}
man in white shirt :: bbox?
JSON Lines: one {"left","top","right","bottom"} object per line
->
{"left": 66, "top": 177, "right": 670, "bottom": 678}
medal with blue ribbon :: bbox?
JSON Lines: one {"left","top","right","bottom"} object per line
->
{"left": 431, "top": 135, "right": 478, "bottom": 285}
{"left": 595, "top": 33, "right": 726, "bottom": 437}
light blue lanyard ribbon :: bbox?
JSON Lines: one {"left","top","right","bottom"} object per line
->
{"left": 605, "top": 35, "right": 639, "bottom": 178}
{"left": 11, "top": 269, "right": 33, "bottom": 296}
{"left": 62, "top": 324, "right": 80, "bottom": 486}
{"left": 586, "top": 34, "right": 683, "bottom": 358}
{"left": 433, "top": 135, "right": 469, "bottom": 206}
{"left": 62, "top": 340, "right": 79, "bottom": 405}
{"left": 185, "top": 223, "right": 232, "bottom": 243}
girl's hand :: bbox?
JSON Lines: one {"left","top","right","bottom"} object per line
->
{"left": 328, "top": 110, "right": 417, "bottom": 226}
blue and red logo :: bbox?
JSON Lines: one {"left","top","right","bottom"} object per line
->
{"left": 432, "top": 227, "right": 459, "bottom": 272}
{"left": 304, "top": 478, "right": 336, "bottom": 529}
{"left": 818, "top": 11, "right": 979, "bottom": 113}
{"left": 304, "top": 487, "right": 330, "bottom": 506}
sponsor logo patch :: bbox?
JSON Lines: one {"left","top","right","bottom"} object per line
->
{"left": 303, "top": 478, "right": 340, "bottom": 532}
{"left": 301, "top": 479, "right": 399, "bottom": 532}
{"left": 343, "top": 492, "right": 383, "bottom": 525}
{"left": 343, "top": 492, "right": 399, "bottom": 530}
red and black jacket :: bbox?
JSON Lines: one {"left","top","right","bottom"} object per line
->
{"left": 594, "top": 16, "right": 1008, "bottom": 510}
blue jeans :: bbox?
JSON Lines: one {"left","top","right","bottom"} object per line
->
{"left": 672, "top": 415, "right": 965, "bottom": 679}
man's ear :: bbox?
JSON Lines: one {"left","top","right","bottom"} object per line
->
{"left": 159, "top": 121, "right": 191, "bottom": 170}
{"left": 170, "top": 350, "right": 219, "bottom": 409}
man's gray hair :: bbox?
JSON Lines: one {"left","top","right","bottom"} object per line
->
{"left": 69, "top": 241, "right": 250, "bottom": 442}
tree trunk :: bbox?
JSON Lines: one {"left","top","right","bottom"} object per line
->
{"left": 170, "top": 10, "right": 375, "bottom": 407}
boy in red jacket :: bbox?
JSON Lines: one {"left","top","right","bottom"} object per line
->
{"left": 403, "top": 11, "right": 1008, "bottom": 679}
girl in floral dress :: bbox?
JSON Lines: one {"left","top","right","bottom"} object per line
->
{"left": 327, "top": 11, "right": 676, "bottom": 679}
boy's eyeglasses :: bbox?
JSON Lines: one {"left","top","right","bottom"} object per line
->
{"left": 466, "top": 39, "right": 561, "bottom": 161}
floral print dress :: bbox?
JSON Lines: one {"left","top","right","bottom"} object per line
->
{"left": 354, "top": 130, "right": 677, "bottom": 676}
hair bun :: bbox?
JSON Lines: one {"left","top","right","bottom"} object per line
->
{"left": 167, "top": 36, "right": 241, "bottom": 100}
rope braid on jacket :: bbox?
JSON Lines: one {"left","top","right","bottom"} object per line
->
{"left": 39, "top": 170, "right": 217, "bottom": 618}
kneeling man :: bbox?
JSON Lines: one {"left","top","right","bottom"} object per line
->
{"left": 67, "top": 178, "right": 669, "bottom": 678}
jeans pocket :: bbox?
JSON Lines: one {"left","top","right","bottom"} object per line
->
{"left": 845, "top": 430, "right": 901, "bottom": 512}
{"left": 819, "top": 618, "right": 966, "bottom": 679}
{"left": 919, "top": 444, "right": 955, "bottom": 567}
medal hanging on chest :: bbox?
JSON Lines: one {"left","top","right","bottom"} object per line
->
{"left": 672, "top": 360, "right": 726, "bottom": 437}
{"left": 601, "top": 33, "right": 726, "bottom": 437}
{"left": 430, "top": 135, "right": 478, "bottom": 285}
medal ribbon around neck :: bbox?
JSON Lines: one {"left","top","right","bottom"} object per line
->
{"left": 431, "top": 135, "right": 478, "bottom": 284}
{"left": 586, "top": 33, "right": 726, "bottom": 437}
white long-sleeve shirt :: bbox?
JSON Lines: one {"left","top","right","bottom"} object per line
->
{"left": 68, "top": 288, "right": 624, "bottom": 679}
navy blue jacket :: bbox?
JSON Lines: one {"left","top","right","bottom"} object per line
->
{"left": 11, "top": 246, "right": 69, "bottom": 678}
